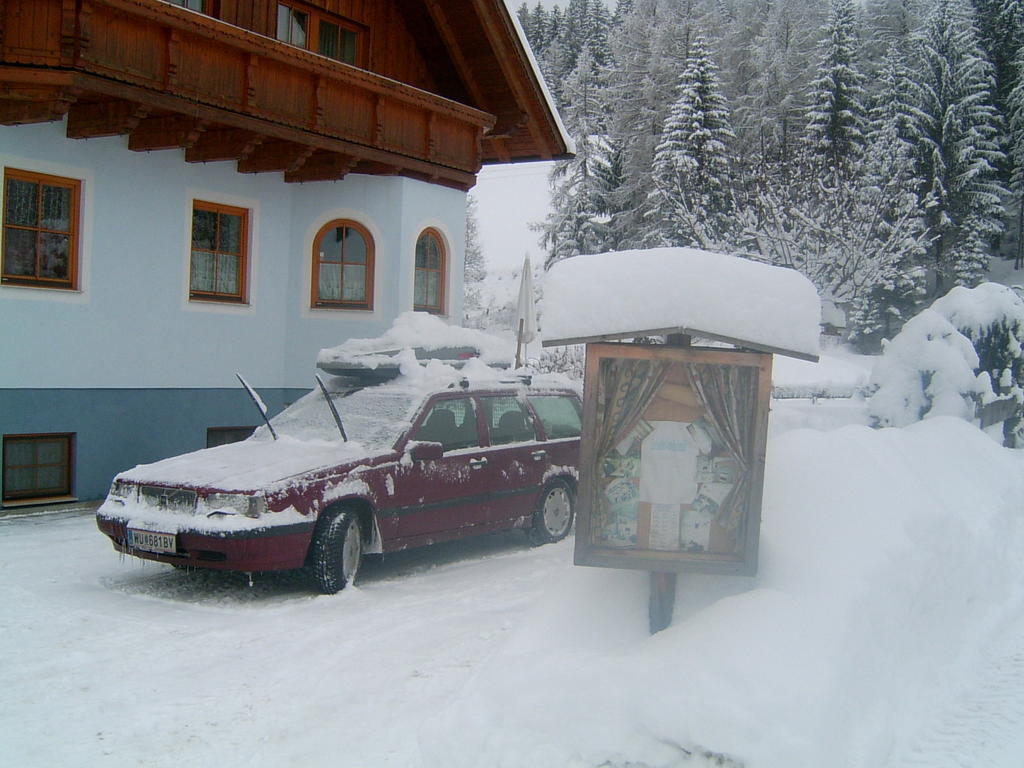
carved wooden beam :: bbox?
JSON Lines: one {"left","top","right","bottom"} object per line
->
{"left": 0, "top": 98, "right": 73, "bottom": 125}
{"left": 284, "top": 151, "right": 356, "bottom": 183}
{"left": 66, "top": 99, "right": 150, "bottom": 138}
{"left": 184, "top": 128, "right": 263, "bottom": 163}
{"left": 352, "top": 161, "right": 401, "bottom": 177}
{"left": 128, "top": 115, "right": 208, "bottom": 151}
{"left": 237, "top": 140, "right": 314, "bottom": 174}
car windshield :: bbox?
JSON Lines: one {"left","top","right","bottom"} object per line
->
{"left": 254, "top": 384, "right": 421, "bottom": 448}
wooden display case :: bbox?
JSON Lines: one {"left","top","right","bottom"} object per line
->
{"left": 575, "top": 342, "right": 773, "bottom": 577}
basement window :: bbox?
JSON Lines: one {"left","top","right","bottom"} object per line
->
{"left": 2, "top": 433, "right": 74, "bottom": 503}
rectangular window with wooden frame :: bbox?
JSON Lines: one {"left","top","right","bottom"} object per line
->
{"left": 166, "top": 0, "right": 207, "bottom": 11}
{"left": 276, "top": 1, "right": 365, "bottom": 67}
{"left": 189, "top": 200, "right": 249, "bottom": 303}
{"left": 2, "top": 433, "right": 75, "bottom": 503}
{"left": 2, "top": 168, "right": 81, "bottom": 290}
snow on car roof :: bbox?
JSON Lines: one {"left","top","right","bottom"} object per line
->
{"left": 317, "top": 311, "right": 516, "bottom": 373}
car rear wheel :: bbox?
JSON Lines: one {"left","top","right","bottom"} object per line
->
{"left": 528, "top": 480, "right": 574, "bottom": 545}
{"left": 307, "top": 508, "right": 362, "bottom": 594}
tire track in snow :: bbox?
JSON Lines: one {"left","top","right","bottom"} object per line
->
{"left": 886, "top": 607, "right": 1024, "bottom": 767}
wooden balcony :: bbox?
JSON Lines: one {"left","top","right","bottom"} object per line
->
{"left": 0, "top": 0, "right": 496, "bottom": 189}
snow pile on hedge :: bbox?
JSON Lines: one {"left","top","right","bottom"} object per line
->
{"left": 418, "top": 417, "right": 1024, "bottom": 767}
{"left": 867, "top": 309, "right": 990, "bottom": 427}
{"left": 867, "top": 283, "right": 1024, "bottom": 429}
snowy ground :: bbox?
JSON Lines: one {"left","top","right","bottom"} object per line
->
{"left": 4, "top": 355, "right": 1024, "bottom": 767}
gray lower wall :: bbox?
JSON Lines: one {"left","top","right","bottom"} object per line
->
{"left": 1, "top": 387, "right": 310, "bottom": 503}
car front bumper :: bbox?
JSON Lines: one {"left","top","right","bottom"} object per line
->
{"left": 96, "top": 515, "right": 315, "bottom": 572}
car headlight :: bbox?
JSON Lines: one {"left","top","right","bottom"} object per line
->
{"left": 204, "top": 493, "right": 266, "bottom": 519}
{"left": 108, "top": 479, "right": 137, "bottom": 503}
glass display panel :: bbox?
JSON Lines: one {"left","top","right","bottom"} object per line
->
{"left": 3, "top": 229, "right": 36, "bottom": 275}
{"left": 41, "top": 185, "right": 71, "bottom": 231}
{"left": 344, "top": 227, "right": 366, "bottom": 264}
{"left": 4, "top": 178, "right": 37, "bottom": 227}
{"left": 528, "top": 396, "right": 582, "bottom": 439}
{"left": 191, "top": 250, "right": 215, "bottom": 292}
{"left": 342, "top": 265, "right": 366, "bottom": 301}
{"left": 38, "top": 233, "right": 69, "bottom": 278}
{"left": 318, "top": 263, "right": 342, "bottom": 301}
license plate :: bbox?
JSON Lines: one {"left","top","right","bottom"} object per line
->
{"left": 127, "top": 528, "right": 177, "bottom": 554}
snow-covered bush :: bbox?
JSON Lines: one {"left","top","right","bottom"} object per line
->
{"left": 867, "top": 283, "right": 1024, "bottom": 440}
{"left": 867, "top": 309, "right": 992, "bottom": 427}
{"left": 929, "top": 283, "right": 1024, "bottom": 397}
{"left": 931, "top": 283, "right": 1024, "bottom": 445}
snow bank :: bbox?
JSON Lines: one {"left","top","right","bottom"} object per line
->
{"left": 541, "top": 248, "right": 821, "bottom": 360}
{"left": 419, "top": 417, "right": 1024, "bottom": 767}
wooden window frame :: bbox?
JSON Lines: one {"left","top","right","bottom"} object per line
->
{"left": 189, "top": 200, "right": 249, "bottom": 304}
{"left": 414, "top": 228, "right": 447, "bottom": 314}
{"left": 2, "top": 168, "right": 81, "bottom": 291}
{"left": 2, "top": 433, "right": 75, "bottom": 503}
{"left": 275, "top": 1, "right": 367, "bottom": 67}
{"left": 166, "top": 0, "right": 208, "bottom": 12}
{"left": 311, "top": 219, "right": 375, "bottom": 311}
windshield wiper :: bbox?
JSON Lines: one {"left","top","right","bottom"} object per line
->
{"left": 315, "top": 374, "right": 348, "bottom": 442}
{"left": 236, "top": 373, "right": 278, "bottom": 441}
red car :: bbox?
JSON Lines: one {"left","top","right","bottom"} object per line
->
{"left": 96, "top": 372, "right": 581, "bottom": 593}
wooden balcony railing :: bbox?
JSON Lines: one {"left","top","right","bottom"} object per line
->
{"left": 0, "top": 0, "right": 495, "bottom": 189}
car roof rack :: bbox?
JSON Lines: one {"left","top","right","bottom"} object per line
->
{"left": 317, "top": 346, "right": 511, "bottom": 385}
{"left": 450, "top": 373, "right": 532, "bottom": 389}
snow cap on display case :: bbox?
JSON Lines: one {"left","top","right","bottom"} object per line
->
{"left": 541, "top": 247, "right": 821, "bottom": 362}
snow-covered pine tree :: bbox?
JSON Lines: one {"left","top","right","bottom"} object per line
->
{"left": 648, "top": 33, "right": 737, "bottom": 250}
{"left": 1010, "top": 46, "right": 1024, "bottom": 269}
{"left": 803, "top": 0, "right": 868, "bottom": 184}
{"left": 540, "top": 45, "right": 613, "bottom": 267}
{"left": 973, "top": 0, "right": 1024, "bottom": 117}
{"left": 910, "top": 0, "right": 1007, "bottom": 290}
{"left": 723, "top": 0, "right": 824, "bottom": 195}
{"left": 462, "top": 195, "right": 488, "bottom": 328}
{"left": 862, "top": 0, "right": 923, "bottom": 69}
{"left": 846, "top": 42, "right": 930, "bottom": 346}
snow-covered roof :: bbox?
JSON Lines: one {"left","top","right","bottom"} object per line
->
{"left": 541, "top": 248, "right": 821, "bottom": 361}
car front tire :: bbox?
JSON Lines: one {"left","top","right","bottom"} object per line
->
{"left": 528, "top": 480, "right": 575, "bottom": 545}
{"left": 307, "top": 508, "right": 363, "bottom": 594}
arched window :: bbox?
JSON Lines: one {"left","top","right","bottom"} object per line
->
{"left": 414, "top": 228, "right": 446, "bottom": 314}
{"left": 311, "top": 220, "right": 373, "bottom": 310}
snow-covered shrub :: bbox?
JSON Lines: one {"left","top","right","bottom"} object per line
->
{"left": 929, "top": 283, "right": 1024, "bottom": 394}
{"left": 930, "top": 283, "right": 1024, "bottom": 444}
{"left": 867, "top": 309, "right": 993, "bottom": 427}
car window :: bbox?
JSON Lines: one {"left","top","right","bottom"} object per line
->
{"left": 527, "top": 395, "right": 582, "bottom": 439}
{"left": 410, "top": 397, "right": 479, "bottom": 451}
{"left": 480, "top": 395, "right": 536, "bottom": 445}
{"left": 258, "top": 384, "right": 418, "bottom": 447}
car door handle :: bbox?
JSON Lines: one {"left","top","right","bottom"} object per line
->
{"left": 531, "top": 450, "right": 547, "bottom": 461}
{"left": 469, "top": 457, "right": 488, "bottom": 469}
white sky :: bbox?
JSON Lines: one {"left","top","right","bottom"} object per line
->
{"left": 472, "top": 161, "right": 555, "bottom": 272}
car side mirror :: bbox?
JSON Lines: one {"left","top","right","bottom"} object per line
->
{"left": 409, "top": 441, "right": 444, "bottom": 462}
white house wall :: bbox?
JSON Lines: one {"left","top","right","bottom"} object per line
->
{"left": 0, "top": 120, "right": 467, "bottom": 501}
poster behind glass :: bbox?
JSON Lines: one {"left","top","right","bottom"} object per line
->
{"left": 577, "top": 344, "right": 772, "bottom": 576}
